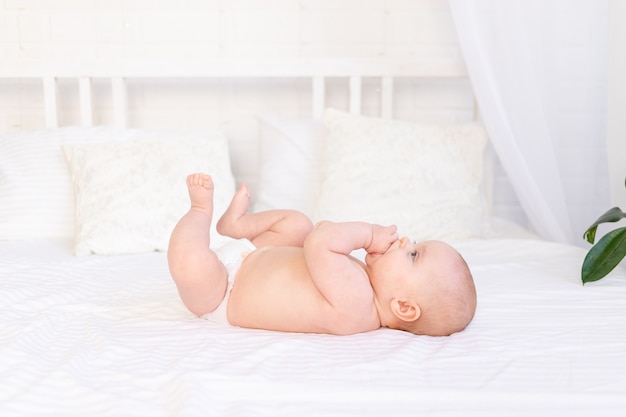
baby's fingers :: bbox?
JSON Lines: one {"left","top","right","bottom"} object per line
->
{"left": 386, "top": 225, "right": 399, "bottom": 242}
{"left": 369, "top": 224, "right": 398, "bottom": 254}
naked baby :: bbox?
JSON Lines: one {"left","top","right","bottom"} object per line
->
{"left": 168, "top": 173, "right": 476, "bottom": 336}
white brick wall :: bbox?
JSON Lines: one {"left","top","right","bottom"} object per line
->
{"left": 0, "top": 0, "right": 528, "bottom": 227}
{"left": 0, "top": 0, "right": 465, "bottom": 63}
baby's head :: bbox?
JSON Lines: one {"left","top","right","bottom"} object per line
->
{"left": 366, "top": 238, "right": 476, "bottom": 336}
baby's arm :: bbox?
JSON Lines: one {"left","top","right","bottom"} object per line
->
{"left": 303, "top": 221, "right": 398, "bottom": 309}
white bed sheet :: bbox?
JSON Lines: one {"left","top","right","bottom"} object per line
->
{"left": 1, "top": 238, "right": 625, "bottom": 417}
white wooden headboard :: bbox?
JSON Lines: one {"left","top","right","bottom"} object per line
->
{"left": 0, "top": 58, "right": 470, "bottom": 128}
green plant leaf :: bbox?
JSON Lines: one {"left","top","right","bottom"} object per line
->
{"left": 581, "top": 226, "right": 626, "bottom": 284}
{"left": 583, "top": 207, "right": 626, "bottom": 244}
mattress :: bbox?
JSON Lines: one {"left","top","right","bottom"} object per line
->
{"left": 1, "top": 237, "right": 625, "bottom": 416}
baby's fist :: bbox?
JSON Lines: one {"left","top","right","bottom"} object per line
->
{"left": 366, "top": 224, "right": 399, "bottom": 255}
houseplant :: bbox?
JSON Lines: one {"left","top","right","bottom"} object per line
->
{"left": 582, "top": 178, "right": 626, "bottom": 284}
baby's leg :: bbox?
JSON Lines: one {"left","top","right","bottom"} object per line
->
{"left": 167, "top": 173, "right": 228, "bottom": 316}
{"left": 216, "top": 183, "right": 313, "bottom": 248}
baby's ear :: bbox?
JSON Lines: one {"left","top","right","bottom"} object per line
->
{"left": 390, "top": 299, "right": 421, "bottom": 323}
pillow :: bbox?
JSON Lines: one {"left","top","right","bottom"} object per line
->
{"left": 63, "top": 133, "right": 236, "bottom": 255}
{"left": 316, "top": 109, "right": 488, "bottom": 242}
{"left": 0, "top": 127, "right": 119, "bottom": 241}
{"left": 254, "top": 116, "right": 324, "bottom": 219}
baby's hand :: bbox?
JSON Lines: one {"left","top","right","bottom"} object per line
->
{"left": 366, "top": 224, "right": 398, "bottom": 255}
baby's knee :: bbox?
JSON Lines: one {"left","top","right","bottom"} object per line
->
{"left": 287, "top": 210, "right": 314, "bottom": 243}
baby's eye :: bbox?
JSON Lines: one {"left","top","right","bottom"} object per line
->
{"left": 411, "top": 251, "right": 417, "bottom": 261}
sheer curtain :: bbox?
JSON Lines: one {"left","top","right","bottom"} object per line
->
{"left": 449, "top": 0, "right": 610, "bottom": 245}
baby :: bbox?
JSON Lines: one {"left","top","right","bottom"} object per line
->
{"left": 168, "top": 173, "right": 477, "bottom": 336}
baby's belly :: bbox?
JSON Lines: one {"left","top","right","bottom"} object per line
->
{"left": 227, "top": 247, "right": 337, "bottom": 333}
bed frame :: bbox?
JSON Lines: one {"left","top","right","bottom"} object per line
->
{"left": 1, "top": 58, "right": 471, "bottom": 127}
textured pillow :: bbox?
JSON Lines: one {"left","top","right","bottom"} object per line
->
{"left": 254, "top": 116, "right": 324, "bottom": 218}
{"left": 317, "top": 109, "right": 488, "bottom": 242}
{"left": 63, "top": 134, "right": 235, "bottom": 255}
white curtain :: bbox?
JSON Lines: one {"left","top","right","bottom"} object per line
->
{"left": 449, "top": 0, "right": 610, "bottom": 245}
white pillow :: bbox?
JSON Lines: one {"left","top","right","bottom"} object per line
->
{"left": 0, "top": 127, "right": 123, "bottom": 240}
{"left": 254, "top": 116, "right": 324, "bottom": 219}
{"left": 63, "top": 133, "right": 235, "bottom": 255}
{"left": 317, "top": 109, "right": 488, "bottom": 242}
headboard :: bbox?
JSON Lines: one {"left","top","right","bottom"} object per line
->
{"left": 0, "top": 58, "right": 471, "bottom": 126}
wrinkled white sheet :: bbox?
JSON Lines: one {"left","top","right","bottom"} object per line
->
{"left": 1, "top": 238, "right": 625, "bottom": 417}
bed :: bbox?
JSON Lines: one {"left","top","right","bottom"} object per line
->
{"left": 1, "top": 59, "right": 625, "bottom": 417}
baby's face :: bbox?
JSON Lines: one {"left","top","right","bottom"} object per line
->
{"left": 366, "top": 238, "right": 460, "bottom": 297}
{"left": 367, "top": 238, "right": 475, "bottom": 335}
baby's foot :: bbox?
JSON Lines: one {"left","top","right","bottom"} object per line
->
{"left": 216, "top": 183, "right": 250, "bottom": 236}
{"left": 187, "top": 173, "right": 214, "bottom": 219}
